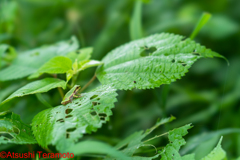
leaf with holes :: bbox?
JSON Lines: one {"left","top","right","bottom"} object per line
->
{"left": 160, "top": 124, "right": 194, "bottom": 160}
{"left": 0, "top": 36, "right": 78, "bottom": 81}
{"left": 31, "top": 85, "right": 117, "bottom": 152}
{"left": 96, "top": 33, "right": 226, "bottom": 90}
{"left": 104, "top": 116, "right": 175, "bottom": 160}
{"left": 0, "top": 111, "right": 36, "bottom": 144}
{"left": 28, "top": 56, "right": 73, "bottom": 79}
{"left": 1, "top": 78, "right": 66, "bottom": 104}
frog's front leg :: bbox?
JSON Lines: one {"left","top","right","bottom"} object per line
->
{"left": 73, "top": 94, "right": 82, "bottom": 98}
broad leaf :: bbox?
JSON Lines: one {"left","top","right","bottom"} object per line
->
{"left": 0, "top": 36, "right": 78, "bottom": 81}
{"left": 105, "top": 116, "right": 175, "bottom": 160}
{"left": 1, "top": 78, "right": 66, "bottom": 104}
{"left": 160, "top": 124, "right": 193, "bottom": 160}
{"left": 32, "top": 85, "right": 117, "bottom": 152}
{"left": 29, "top": 56, "right": 72, "bottom": 79}
{"left": 0, "top": 111, "right": 36, "bottom": 144}
{"left": 96, "top": 33, "right": 226, "bottom": 90}
{"left": 67, "top": 141, "right": 131, "bottom": 160}
{"left": 201, "top": 137, "right": 226, "bottom": 160}
{"left": 67, "top": 47, "right": 93, "bottom": 62}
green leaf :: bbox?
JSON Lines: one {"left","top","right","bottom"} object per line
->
{"left": 0, "top": 36, "right": 78, "bottom": 81}
{"left": 29, "top": 56, "right": 72, "bottom": 79}
{"left": 105, "top": 116, "right": 175, "bottom": 160}
{"left": 190, "top": 12, "right": 211, "bottom": 40}
{"left": 78, "top": 60, "right": 103, "bottom": 71}
{"left": 1, "top": 78, "right": 66, "bottom": 104}
{"left": 181, "top": 128, "right": 240, "bottom": 155}
{"left": 0, "top": 44, "right": 9, "bottom": 67}
{"left": 160, "top": 124, "right": 193, "bottom": 160}
{"left": 201, "top": 137, "right": 226, "bottom": 160}
{"left": 67, "top": 47, "right": 93, "bottom": 62}
{"left": 96, "top": 33, "right": 226, "bottom": 90}
{"left": 67, "top": 141, "right": 131, "bottom": 160}
{"left": 0, "top": 111, "right": 36, "bottom": 144}
{"left": 31, "top": 85, "right": 117, "bottom": 152}
{"left": 130, "top": 0, "right": 143, "bottom": 40}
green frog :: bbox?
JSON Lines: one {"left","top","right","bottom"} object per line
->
{"left": 61, "top": 85, "right": 81, "bottom": 105}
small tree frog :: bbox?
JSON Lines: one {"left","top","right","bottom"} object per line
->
{"left": 61, "top": 85, "right": 81, "bottom": 105}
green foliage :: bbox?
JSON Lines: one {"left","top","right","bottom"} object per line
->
{"left": 1, "top": 0, "right": 239, "bottom": 159}
{"left": 31, "top": 85, "right": 117, "bottom": 152}
{"left": 0, "top": 111, "right": 36, "bottom": 144}
{"left": 105, "top": 116, "right": 175, "bottom": 160}
{"left": 67, "top": 47, "right": 93, "bottom": 62}
{"left": 160, "top": 124, "right": 193, "bottom": 160}
{"left": 201, "top": 137, "right": 226, "bottom": 160}
{"left": 29, "top": 56, "right": 73, "bottom": 79}
{"left": 130, "top": 0, "right": 143, "bottom": 40}
{"left": 190, "top": 12, "right": 211, "bottom": 40}
{"left": 1, "top": 78, "right": 66, "bottom": 104}
{"left": 68, "top": 141, "right": 131, "bottom": 160}
{"left": 96, "top": 33, "right": 225, "bottom": 90}
{"left": 0, "top": 36, "right": 78, "bottom": 81}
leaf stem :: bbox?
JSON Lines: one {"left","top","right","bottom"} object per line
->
{"left": 79, "top": 74, "right": 96, "bottom": 93}
{"left": 58, "top": 87, "right": 64, "bottom": 99}
{"left": 143, "top": 132, "right": 169, "bottom": 143}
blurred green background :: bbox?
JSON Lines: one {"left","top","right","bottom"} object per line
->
{"left": 0, "top": 0, "right": 240, "bottom": 159}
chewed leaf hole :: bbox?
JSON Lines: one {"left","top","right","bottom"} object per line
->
{"left": 171, "top": 59, "right": 175, "bottom": 63}
{"left": 0, "top": 133, "right": 14, "bottom": 139}
{"left": 56, "top": 118, "right": 64, "bottom": 123}
{"left": 65, "top": 115, "right": 73, "bottom": 118}
{"left": 182, "top": 63, "right": 187, "bottom": 67}
{"left": 192, "top": 52, "right": 200, "bottom": 56}
{"left": 67, "top": 128, "right": 76, "bottom": 132}
{"left": 13, "top": 127, "right": 20, "bottom": 134}
{"left": 99, "top": 113, "right": 107, "bottom": 117}
{"left": 65, "top": 108, "right": 73, "bottom": 114}
{"left": 90, "top": 95, "right": 98, "bottom": 100}
{"left": 140, "top": 46, "right": 157, "bottom": 57}
{"left": 100, "top": 117, "right": 105, "bottom": 121}
{"left": 90, "top": 111, "right": 97, "bottom": 116}
{"left": 66, "top": 133, "right": 70, "bottom": 139}
{"left": 92, "top": 102, "right": 98, "bottom": 106}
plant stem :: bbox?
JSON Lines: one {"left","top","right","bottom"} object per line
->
{"left": 79, "top": 74, "right": 96, "bottom": 93}
{"left": 143, "top": 132, "right": 169, "bottom": 143}
{"left": 58, "top": 87, "right": 64, "bottom": 99}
